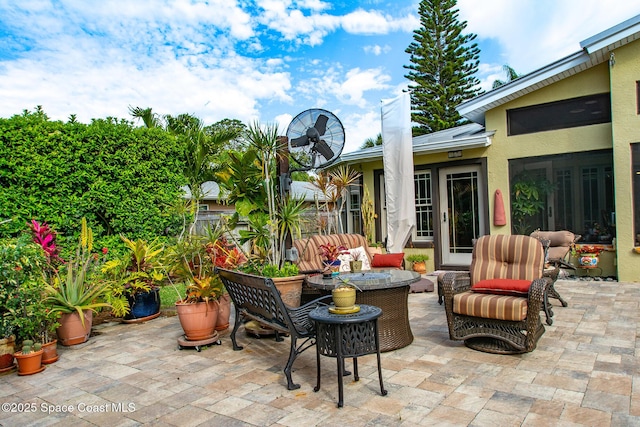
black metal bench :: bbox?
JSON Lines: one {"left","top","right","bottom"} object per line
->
{"left": 215, "top": 267, "right": 331, "bottom": 390}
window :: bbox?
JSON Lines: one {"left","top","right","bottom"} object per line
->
{"left": 632, "top": 144, "right": 640, "bottom": 244}
{"left": 507, "top": 93, "right": 611, "bottom": 136}
{"left": 509, "top": 150, "right": 614, "bottom": 243}
{"left": 348, "top": 186, "right": 362, "bottom": 234}
{"left": 413, "top": 171, "right": 434, "bottom": 241}
{"left": 637, "top": 81, "right": 640, "bottom": 115}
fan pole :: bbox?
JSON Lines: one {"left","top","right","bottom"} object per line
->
{"left": 276, "top": 136, "right": 293, "bottom": 256}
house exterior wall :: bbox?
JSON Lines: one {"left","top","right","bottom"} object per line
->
{"left": 609, "top": 40, "right": 640, "bottom": 281}
{"left": 483, "top": 42, "right": 640, "bottom": 282}
{"left": 484, "top": 63, "right": 613, "bottom": 238}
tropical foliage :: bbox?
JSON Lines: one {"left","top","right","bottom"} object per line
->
{"left": 101, "top": 236, "right": 166, "bottom": 317}
{"left": 0, "top": 234, "right": 54, "bottom": 342}
{"left": 510, "top": 171, "right": 556, "bottom": 235}
{"left": 0, "top": 106, "right": 186, "bottom": 246}
{"left": 44, "top": 218, "right": 111, "bottom": 325}
{"left": 215, "top": 122, "right": 307, "bottom": 269}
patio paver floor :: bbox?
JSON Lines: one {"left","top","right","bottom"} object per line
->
{"left": 1, "top": 279, "right": 639, "bottom": 426}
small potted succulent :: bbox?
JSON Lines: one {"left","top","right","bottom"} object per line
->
{"left": 14, "top": 340, "right": 44, "bottom": 375}
{"left": 330, "top": 278, "right": 362, "bottom": 313}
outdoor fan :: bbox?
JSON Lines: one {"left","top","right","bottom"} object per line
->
{"left": 286, "top": 108, "right": 345, "bottom": 171}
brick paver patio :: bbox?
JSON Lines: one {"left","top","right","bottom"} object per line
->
{"left": 1, "top": 279, "right": 639, "bottom": 426}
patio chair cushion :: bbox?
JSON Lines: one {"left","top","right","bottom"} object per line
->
{"left": 453, "top": 291, "right": 528, "bottom": 321}
{"left": 471, "top": 278, "right": 531, "bottom": 297}
{"left": 530, "top": 230, "right": 578, "bottom": 261}
{"left": 371, "top": 252, "right": 405, "bottom": 268}
{"left": 470, "top": 234, "right": 544, "bottom": 285}
{"left": 292, "top": 234, "right": 373, "bottom": 273}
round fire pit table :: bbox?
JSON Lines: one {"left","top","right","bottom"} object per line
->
{"left": 306, "top": 270, "right": 420, "bottom": 351}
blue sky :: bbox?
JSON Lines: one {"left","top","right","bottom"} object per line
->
{"left": 1, "top": 0, "right": 640, "bottom": 154}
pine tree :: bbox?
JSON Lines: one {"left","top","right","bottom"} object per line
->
{"left": 404, "top": 0, "right": 482, "bottom": 136}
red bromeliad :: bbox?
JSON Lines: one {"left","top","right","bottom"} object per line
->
{"left": 28, "top": 219, "right": 63, "bottom": 262}
{"left": 318, "top": 243, "right": 348, "bottom": 263}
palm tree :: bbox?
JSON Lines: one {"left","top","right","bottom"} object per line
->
{"left": 492, "top": 65, "right": 520, "bottom": 89}
{"left": 129, "top": 106, "right": 240, "bottom": 236}
{"left": 129, "top": 106, "right": 163, "bottom": 128}
{"left": 361, "top": 133, "right": 383, "bottom": 149}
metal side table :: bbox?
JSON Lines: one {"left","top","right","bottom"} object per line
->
{"left": 309, "top": 304, "right": 387, "bottom": 408}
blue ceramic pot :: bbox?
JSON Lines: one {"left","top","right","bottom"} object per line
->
{"left": 125, "top": 288, "right": 161, "bottom": 320}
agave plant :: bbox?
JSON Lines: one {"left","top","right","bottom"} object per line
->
{"left": 44, "top": 218, "right": 111, "bottom": 326}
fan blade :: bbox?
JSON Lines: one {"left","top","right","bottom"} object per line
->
{"left": 313, "top": 114, "right": 329, "bottom": 136}
{"left": 290, "top": 135, "right": 310, "bottom": 147}
{"left": 313, "top": 139, "right": 334, "bottom": 160}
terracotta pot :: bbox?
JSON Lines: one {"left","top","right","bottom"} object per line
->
{"left": 14, "top": 349, "right": 44, "bottom": 375}
{"left": 271, "top": 275, "right": 305, "bottom": 308}
{"left": 412, "top": 261, "right": 427, "bottom": 274}
{"left": 0, "top": 335, "right": 16, "bottom": 370}
{"left": 216, "top": 293, "right": 231, "bottom": 331}
{"left": 41, "top": 340, "right": 59, "bottom": 364}
{"left": 56, "top": 311, "right": 93, "bottom": 346}
{"left": 176, "top": 300, "right": 218, "bottom": 341}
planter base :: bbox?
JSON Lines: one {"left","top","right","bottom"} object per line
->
{"left": 0, "top": 363, "right": 16, "bottom": 374}
{"left": 42, "top": 355, "right": 59, "bottom": 364}
{"left": 17, "top": 365, "right": 45, "bottom": 376}
{"left": 177, "top": 332, "right": 221, "bottom": 352}
{"left": 121, "top": 311, "right": 161, "bottom": 324}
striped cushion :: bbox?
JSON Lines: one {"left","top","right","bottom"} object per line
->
{"left": 453, "top": 291, "right": 528, "bottom": 321}
{"left": 470, "top": 235, "right": 544, "bottom": 285}
{"left": 292, "top": 234, "right": 371, "bottom": 273}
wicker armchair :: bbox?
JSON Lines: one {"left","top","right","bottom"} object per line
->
{"left": 530, "top": 230, "right": 580, "bottom": 311}
{"left": 442, "top": 235, "right": 549, "bottom": 354}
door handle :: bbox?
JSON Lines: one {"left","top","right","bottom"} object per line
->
{"left": 443, "top": 211, "right": 447, "bottom": 222}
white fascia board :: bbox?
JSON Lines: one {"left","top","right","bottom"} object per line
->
{"left": 580, "top": 14, "right": 640, "bottom": 53}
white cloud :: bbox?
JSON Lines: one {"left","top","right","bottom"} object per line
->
{"left": 458, "top": 0, "right": 640, "bottom": 74}
{"left": 364, "top": 44, "right": 392, "bottom": 55}
{"left": 342, "top": 10, "right": 418, "bottom": 35}
{"left": 342, "top": 110, "right": 381, "bottom": 154}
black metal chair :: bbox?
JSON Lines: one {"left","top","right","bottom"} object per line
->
{"left": 216, "top": 267, "right": 331, "bottom": 390}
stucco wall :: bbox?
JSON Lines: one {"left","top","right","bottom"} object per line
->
{"left": 484, "top": 63, "right": 613, "bottom": 235}
{"left": 609, "top": 41, "right": 640, "bottom": 281}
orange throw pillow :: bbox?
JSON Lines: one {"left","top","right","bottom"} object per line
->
{"left": 471, "top": 279, "right": 531, "bottom": 297}
{"left": 371, "top": 253, "right": 405, "bottom": 268}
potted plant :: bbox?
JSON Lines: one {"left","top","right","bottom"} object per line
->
{"left": 0, "top": 232, "right": 53, "bottom": 371}
{"left": 44, "top": 218, "right": 111, "bottom": 346}
{"left": 240, "top": 261, "right": 305, "bottom": 307}
{"left": 14, "top": 339, "right": 44, "bottom": 375}
{"left": 165, "top": 225, "right": 246, "bottom": 339}
{"left": 319, "top": 243, "right": 348, "bottom": 277}
{"left": 572, "top": 244, "right": 605, "bottom": 268}
{"left": 215, "top": 123, "right": 309, "bottom": 305}
{"left": 102, "top": 236, "right": 165, "bottom": 322}
{"left": 407, "top": 253, "right": 429, "bottom": 274}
